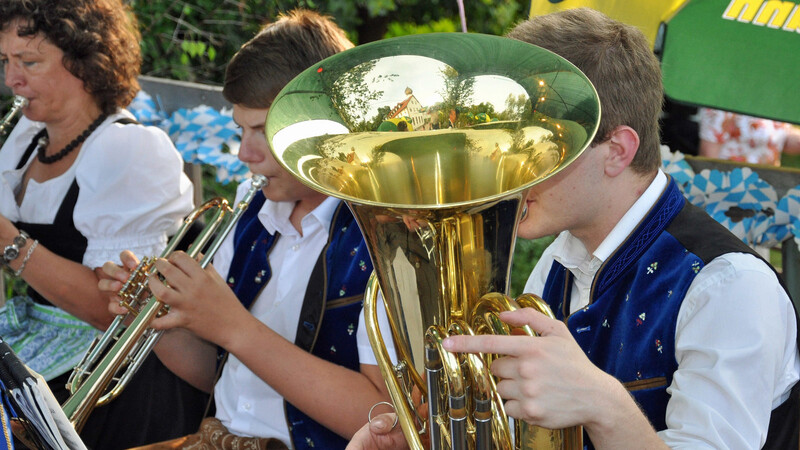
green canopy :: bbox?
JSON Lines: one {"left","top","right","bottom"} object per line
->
{"left": 528, "top": 0, "right": 800, "bottom": 124}
{"left": 660, "top": 0, "right": 800, "bottom": 124}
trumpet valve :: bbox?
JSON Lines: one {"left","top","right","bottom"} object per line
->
{"left": 118, "top": 257, "right": 156, "bottom": 315}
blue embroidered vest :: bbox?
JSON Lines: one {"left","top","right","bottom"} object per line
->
{"left": 541, "top": 178, "right": 799, "bottom": 449}
{"left": 225, "top": 192, "right": 373, "bottom": 450}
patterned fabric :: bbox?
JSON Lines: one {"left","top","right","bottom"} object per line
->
{"left": 699, "top": 108, "right": 793, "bottom": 166}
{"left": 661, "top": 146, "right": 800, "bottom": 249}
{"left": 0, "top": 400, "right": 12, "bottom": 450}
{"left": 129, "top": 91, "right": 246, "bottom": 185}
{"left": 225, "top": 193, "right": 372, "bottom": 450}
{"left": 0, "top": 297, "right": 99, "bottom": 381}
{"left": 130, "top": 417, "right": 287, "bottom": 450}
{"left": 542, "top": 180, "right": 688, "bottom": 433}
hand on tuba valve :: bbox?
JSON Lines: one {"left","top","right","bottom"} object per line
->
{"left": 62, "top": 175, "right": 267, "bottom": 432}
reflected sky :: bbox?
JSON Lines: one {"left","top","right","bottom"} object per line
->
{"left": 351, "top": 55, "right": 530, "bottom": 123}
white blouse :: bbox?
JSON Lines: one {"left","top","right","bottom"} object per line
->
{"left": 0, "top": 111, "right": 194, "bottom": 268}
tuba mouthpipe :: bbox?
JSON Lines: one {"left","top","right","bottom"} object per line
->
{"left": 364, "top": 275, "right": 428, "bottom": 450}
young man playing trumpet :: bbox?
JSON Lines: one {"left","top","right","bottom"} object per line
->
{"left": 101, "top": 9, "right": 393, "bottom": 450}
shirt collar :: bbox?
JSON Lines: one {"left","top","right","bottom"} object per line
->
{"left": 593, "top": 169, "right": 668, "bottom": 261}
{"left": 259, "top": 195, "right": 340, "bottom": 237}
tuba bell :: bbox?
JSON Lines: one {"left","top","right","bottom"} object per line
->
{"left": 266, "top": 33, "right": 600, "bottom": 449}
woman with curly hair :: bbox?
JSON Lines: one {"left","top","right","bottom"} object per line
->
{"left": 0, "top": 0, "right": 207, "bottom": 447}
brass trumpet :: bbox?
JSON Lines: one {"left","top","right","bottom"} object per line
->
{"left": 62, "top": 174, "right": 267, "bottom": 432}
{"left": 266, "top": 33, "right": 600, "bottom": 449}
{"left": 0, "top": 95, "right": 28, "bottom": 137}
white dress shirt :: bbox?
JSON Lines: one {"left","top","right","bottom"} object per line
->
{"left": 525, "top": 170, "right": 800, "bottom": 449}
{"left": 0, "top": 113, "right": 194, "bottom": 267}
{"left": 211, "top": 180, "right": 393, "bottom": 446}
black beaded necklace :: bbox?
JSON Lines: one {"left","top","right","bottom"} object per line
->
{"left": 35, "top": 114, "right": 108, "bottom": 164}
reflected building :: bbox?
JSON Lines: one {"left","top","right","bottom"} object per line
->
{"left": 386, "top": 87, "right": 431, "bottom": 131}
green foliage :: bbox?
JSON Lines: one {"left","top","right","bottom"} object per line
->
{"left": 385, "top": 18, "right": 459, "bottom": 38}
{"left": 510, "top": 235, "right": 555, "bottom": 297}
{"left": 201, "top": 166, "right": 238, "bottom": 202}
{"left": 129, "top": 0, "right": 273, "bottom": 84}
{"left": 128, "top": 0, "right": 526, "bottom": 85}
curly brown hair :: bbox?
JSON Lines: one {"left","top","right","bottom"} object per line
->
{"left": 0, "top": 0, "right": 142, "bottom": 115}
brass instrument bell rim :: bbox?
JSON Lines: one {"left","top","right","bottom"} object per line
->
{"left": 265, "top": 32, "right": 601, "bottom": 211}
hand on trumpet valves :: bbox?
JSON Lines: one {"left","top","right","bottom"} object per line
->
{"left": 441, "top": 308, "right": 631, "bottom": 435}
{"left": 99, "top": 250, "right": 140, "bottom": 316}
{"left": 145, "top": 251, "right": 252, "bottom": 348}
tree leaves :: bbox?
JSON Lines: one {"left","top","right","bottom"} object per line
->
{"left": 129, "top": 0, "right": 526, "bottom": 85}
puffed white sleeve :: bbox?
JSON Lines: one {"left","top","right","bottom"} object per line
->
{"left": 73, "top": 119, "right": 194, "bottom": 268}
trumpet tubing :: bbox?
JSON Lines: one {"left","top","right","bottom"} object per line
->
{"left": 266, "top": 33, "right": 600, "bottom": 449}
{"left": 62, "top": 175, "right": 267, "bottom": 432}
{"left": 0, "top": 96, "right": 28, "bottom": 137}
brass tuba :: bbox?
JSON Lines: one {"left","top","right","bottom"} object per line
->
{"left": 266, "top": 33, "right": 600, "bottom": 449}
{"left": 62, "top": 175, "right": 267, "bottom": 432}
{"left": 0, "top": 95, "right": 28, "bottom": 137}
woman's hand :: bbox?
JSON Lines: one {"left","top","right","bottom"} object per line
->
{"left": 98, "top": 250, "right": 140, "bottom": 316}
{"left": 0, "top": 214, "right": 19, "bottom": 243}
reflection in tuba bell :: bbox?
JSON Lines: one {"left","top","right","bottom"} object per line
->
{"left": 266, "top": 33, "right": 600, "bottom": 449}
{"left": 61, "top": 175, "right": 267, "bottom": 432}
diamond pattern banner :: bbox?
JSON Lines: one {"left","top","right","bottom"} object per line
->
{"left": 129, "top": 91, "right": 248, "bottom": 184}
{"left": 661, "top": 147, "right": 800, "bottom": 250}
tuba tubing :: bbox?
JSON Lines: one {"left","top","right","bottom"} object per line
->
{"left": 61, "top": 175, "right": 267, "bottom": 432}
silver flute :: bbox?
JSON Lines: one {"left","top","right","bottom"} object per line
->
{"left": 0, "top": 95, "right": 29, "bottom": 137}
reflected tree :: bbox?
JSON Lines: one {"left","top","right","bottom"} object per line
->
{"left": 325, "top": 60, "right": 397, "bottom": 131}
{"left": 438, "top": 66, "right": 475, "bottom": 127}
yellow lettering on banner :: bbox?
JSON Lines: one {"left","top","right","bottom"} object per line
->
{"left": 754, "top": 1, "right": 796, "bottom": 27}
{"left": 782, "top": 4, "right": 800, "bottom": 31}
{"left": 724, "top": 0, "right": 765, "bottom": 21}
{"left": 723, "top": 0, "right": 800, "bottom": 31}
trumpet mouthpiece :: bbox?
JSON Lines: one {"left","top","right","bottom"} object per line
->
{"left": 1, "top": 95, "right": 29, "bottom": 136}
{"left": 13, "top": 96, "right": 29, "bottom": 108}
{"left": 251, "top": 174, "right": 268, "bottom": 189}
